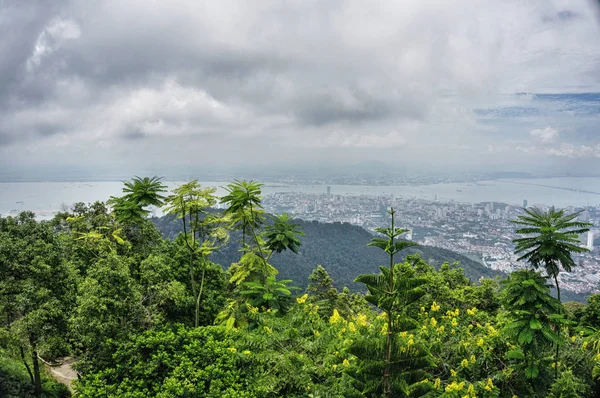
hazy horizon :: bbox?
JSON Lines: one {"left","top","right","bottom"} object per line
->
{"left": 2, "top": 1, "right": 600, "bottom": 178}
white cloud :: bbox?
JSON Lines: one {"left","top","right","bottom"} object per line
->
{"left": 27, "top": 18, "right": 81, "bottom": 71}
{"left": 517, "top": 143, "right": 600, "bottom": 158}
{"left": 530, "top": 127, "right": 559, "bottom": 144}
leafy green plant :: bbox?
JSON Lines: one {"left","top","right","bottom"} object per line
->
{"left": 512, "top": 206, "right": 591, "bottom": 302}
{"left": 241, "top": 276, "right": 299, "bottom": 313}
{"left": 351, "top": 208, "right": 432, "bottom": 397}
{"left": 502, "top": 269, "right": 567, "bottom": 394}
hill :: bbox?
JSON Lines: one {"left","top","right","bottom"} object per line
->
{"left": 153, "top": 215, "right": 500, "bottom": 290}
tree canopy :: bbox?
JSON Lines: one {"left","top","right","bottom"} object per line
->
{"left": 1, "top": 181, "right": 599, "bottom": 397}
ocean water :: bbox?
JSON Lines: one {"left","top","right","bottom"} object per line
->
{"left": 1, "top": 177, "right": 600, "bottom": 219}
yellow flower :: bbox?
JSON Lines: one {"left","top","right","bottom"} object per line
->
{"left": 356, "top": 313, "right": 368, "bottom": 327}
{"left": 434, "top": 378, "right": 441, "bottom": 389}
{"left": 437, "top": 326, "right": 445, "bottom": 334}
{"left": 243, "top": 350, "right": 251, "bottom": 355}
{"left": 466, "top": 307, "right": 477, "bottom": 316}
{"left": 571, "top": 335, "right": 577, "bottom": 342}
{"left": 469, "top": 354, "right": 476, "bottom": 364}
{"left": 420, "top": 306, "right": 425, "bottom": 312}
{"left": 430, "top": 317, "right": 437, "bottom": 327}
{"left": 485, "top": 378, "right": 494, "bottom": 392}
{"left": 431, "top": 301, "right": 441, "bottom": 312}
{"left": 487, "top": 325, "right": 499, "bottom": 337}
{"left": 296, "top": 294, "right": 308, "bottom": 304}
{"left": 342, "top": 359, "right": 350, "bottom": 367}
{"left": 461, "top": 359, "right": 469, "bottom": 368}
{"left": 348, "top": 322, "right": 356, "bottom": 333}
{"left": 450, "top": 369, "right": 457, "bottom": 377}
{"left": 445, "top": 380, "right": 465, "bottom": 392}
{"left": 583, "top": 341, "right": 589, "bottom": 350}
{"left": 332, "top": 364, "right": 338, "bottom": 371}
{"left": 227, "top": 347, "right": 237, "bottom": 353}
{"left": 477, "top": 337, "right": 485, "bottom": 347}
{"left": 451, "top": 318, "right": 458, "bottom": 327}
{"left": 264, "top": 326, "right": 273, "bottom": 334}
{"left": 313, "top": 330, "right": 320, "bottom": 336}
{"left": 329, "top": 309, "right": 342, "bottom": 324}
{"left": 248, "top": 306, "right": 258, "bottom": 314}
{"left": 467, "top": 384, "right": 476, "bottom": 397}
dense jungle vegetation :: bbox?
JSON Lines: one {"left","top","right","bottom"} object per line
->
{"left": 2, "top": 176, "right": 600, "bottom": 397}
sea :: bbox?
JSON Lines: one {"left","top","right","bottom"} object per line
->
{"left": 1, "top": 177, "right": 600, "bottom": 219}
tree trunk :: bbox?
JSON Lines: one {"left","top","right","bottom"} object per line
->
{"left": 195, "top": 263, "right": 206, "bottom": 327}
{"left": 384, "top": 209, "right": 395, "bottom": 398}
{"left": 31, "top": 342, "right": 42, "bottom": 397}
{"left": 553, "top": 273, "right": 561, "bottom": 379}
{"left": 19, "top": 345, "right": 34, "bottom": 386}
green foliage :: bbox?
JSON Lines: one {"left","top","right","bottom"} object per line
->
{"left": 74, "top": 326, "right": 255, "bottom": 397}
{"left": 306, "top": 265, "right": 340, "bottom": 316}
{"left": 547, "top": 369, "right": 591, "bottom": 398}
{"left": 0, "top": 348, "right": 71, "bottom": 398}
{"left": 199, "top": 217, "right": 499, "bottom": 292}
{"left": 0, "top": 213, "right": 76, "bottom": 395}
{"left": 4, "top": 179, "right": 600, "bottom": 398}
{"left": 512, "top": 206, "right": 591, "bottom": 301}
{"left": 70, "top": 253, "right": 145, "bottom": 372}
{"left": 241, "top": 276, "right": 299, "bottom": 313}
{"left": 352, "top": 208, "right": 432, "bottom": 397}
{"left": 580, "top": 294, "right": 600, "bottom": 328}
{"left": 164, "top": 180, "right": 229, "bottom": 327}
{"left": 108, "top": 176, "right": 167, "bottom": 224}
{"left": 501, "top": 269, "right": 567, "bottom": 394}
{"left": 221, "top": 180, "right": 265, "bottom": 250}
{"left": 265, "top": 213, "right": 304, "bottom": 255}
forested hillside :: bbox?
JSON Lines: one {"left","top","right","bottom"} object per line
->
{"left": 155, "top": 214, "right": 591, "bottom": 302}
{"left": 1, "top": 177, "right": 599, "bottom": 397}
{"left": 154, "top": 214, "right": 498, "bottom": 289}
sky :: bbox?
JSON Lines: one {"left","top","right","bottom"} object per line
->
{"left": 1, "top": 0, "right": 600, "bottom": 179}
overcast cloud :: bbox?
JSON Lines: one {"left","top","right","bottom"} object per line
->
{"left": 1, "top": 0, "right": 600, "bottom": 177}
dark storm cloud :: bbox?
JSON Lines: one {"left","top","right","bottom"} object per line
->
{"left": 0, "top": 1, "right": 64, "bottom": 104}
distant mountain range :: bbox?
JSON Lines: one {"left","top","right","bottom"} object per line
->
{"left": 153, "top": 215, "right": 590, "bottom": 302}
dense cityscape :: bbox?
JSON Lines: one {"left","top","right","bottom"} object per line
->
{"left": 262, "top": 188, "right": 600, "bottom": 295}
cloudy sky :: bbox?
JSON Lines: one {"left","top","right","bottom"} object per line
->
{"left": 1, "top": 0, "right": 600, "bottom": 179}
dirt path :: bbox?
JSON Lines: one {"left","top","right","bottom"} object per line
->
{"left": 46, "top": 357, "right": 78, "bottom": 394}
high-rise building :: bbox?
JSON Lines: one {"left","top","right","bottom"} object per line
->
{"left": 327, "top": 186, "right": 331, "bottom": 196}
{"left": 587, "top": 231, "right": 595, "bottom": 250}
{"left": 523, "top": 199, "right": 528, "bottom": 208}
